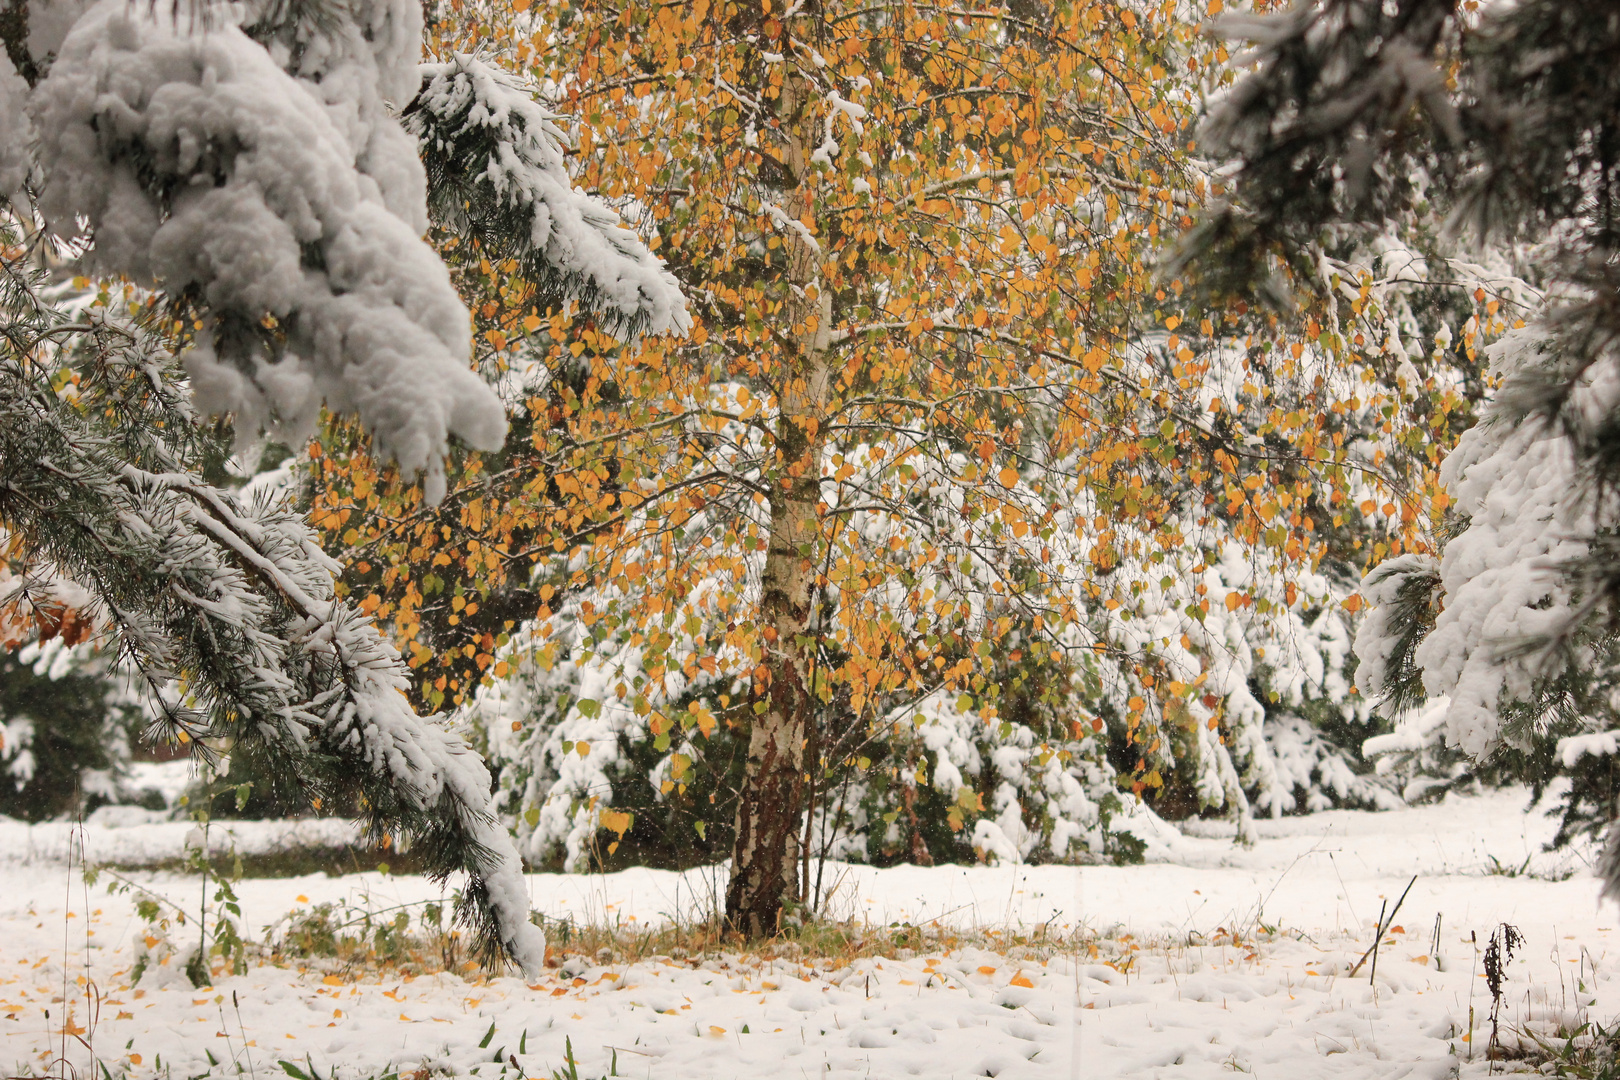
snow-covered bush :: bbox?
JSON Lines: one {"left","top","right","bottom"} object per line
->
{"left": 0, "top": 642, "right": 143, "bottom": 821}
{"left": 810, "top": 671, "right": 1129, "bottom": 868}
{"left": 467, "top": 604, "right": 1130, "bottom": 872}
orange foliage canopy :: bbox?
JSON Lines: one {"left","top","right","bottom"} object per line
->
{"left": 308, "top": 0, "right": 1464, "bottom": 784}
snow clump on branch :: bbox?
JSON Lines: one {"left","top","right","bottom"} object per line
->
{"left": 28, "top": 0, "right": 506, "bottom": 505}
{"left": 406, "top": 53, "right": 690, "bottom": 342}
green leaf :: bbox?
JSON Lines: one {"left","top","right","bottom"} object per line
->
{"left": 279, "top": 1063, "right": 312, "bottom": 1080}
{"left": 693, "top": 820, "right": 706, "bottom": 841}
{"left": 577, "top": 699, "right": 602, "bottom": 719}
{"left": 479, "top": 1020, "right": 497, "bottom": 1049}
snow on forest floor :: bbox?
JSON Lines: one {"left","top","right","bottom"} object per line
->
{"left": 0, "top": 786, "right": 1616, "bottom": 1078}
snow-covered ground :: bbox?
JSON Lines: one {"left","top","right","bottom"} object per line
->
{"left": 1, "top": 787, "right": 1616, "bottom": 1078}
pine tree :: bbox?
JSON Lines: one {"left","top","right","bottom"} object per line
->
{"left": 0, "top": 641, "right": 143, "bottom": 822}
{"left": 0, "top": 0, "right": 685, "bottom": 971}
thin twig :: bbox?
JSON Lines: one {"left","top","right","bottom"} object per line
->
{"left": 1347, "top": 874, "right": 1417, "bottom": 978}
{"left": 1368, "top": 899, "right": 1387, "bottom": 989}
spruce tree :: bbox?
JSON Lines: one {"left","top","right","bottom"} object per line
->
{"left": 0, "top": 0, "right": 684, "bottom": 972}
{"left": 1179, "top": 0, "right": 1620, "bottom": 881}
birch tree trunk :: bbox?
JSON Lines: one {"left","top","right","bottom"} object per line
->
{"left": 724, "top": 59, "right": 834, "bottom": 938}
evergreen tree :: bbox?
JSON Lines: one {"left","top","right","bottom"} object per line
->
{"left": 0, "top": 0, "right": 684, "bottom": 971}
{"left": 1179, "top": 0, "right": 1620, "bottom": 876}
{"left": 0, "top": 636, "right": 143, "bottom": 822}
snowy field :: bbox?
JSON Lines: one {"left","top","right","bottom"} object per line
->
{"left": 1, "top": 787, "right": 1616, "bottom": 1078}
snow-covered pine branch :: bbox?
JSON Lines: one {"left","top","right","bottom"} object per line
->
{"left": 13, "top": 3, "right": 689, "bottom": 508}
{"left": 1352, "top": 552, "right": 1442, "bottom": 719}
{"left": 0, "top": 271, "right": 543, "bottom": 973}
{"left": 406, "top": 53, "right": 690, "bottom": 343}
{"left": 28, "top": 0, "right": 507, "bottom": 506}
{"left": 0, "top": 0, "right": 700, "bottom": 972}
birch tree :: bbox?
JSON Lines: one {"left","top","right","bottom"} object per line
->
{"left": 311, "top": 0, "right": 1485, "bottom": 937}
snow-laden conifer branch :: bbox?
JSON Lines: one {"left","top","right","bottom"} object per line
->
{"left": 1187, "top": 0, "right": 1620, "bottom": 882}
{"left": 0, "top": 258, "right": 543, "bottom": 973}
{"left": 1171, "top": 0, "right": 1459, "bottom": 304}
{"left": 29, "top": 0, "right": 508, "bottom": 505}
{"left": 406, "top": 53, "right": 690, "bottom": 342}
{"left": 1352, "top": 553, "right": 1442, "bottom": 718}
{"left": 0, "top": 0, "right": 701, "bottom": 973}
